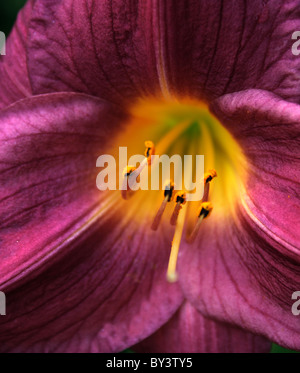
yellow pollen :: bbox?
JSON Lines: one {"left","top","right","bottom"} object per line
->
{"left": 198, "top": 201, "right": 213, "bottom": 218}
{"left": 123, "top": 165, "right": 137, "bottom": 177}
{"left": 204, "top": 169, "right": 217, "bottom": 184}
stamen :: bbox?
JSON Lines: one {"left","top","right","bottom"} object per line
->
{"left": 187, "top": 202, "right": 213, "bottom": 244}
{"left": 144, "top": 140, "right": 155, "bottom": 165}
{"left": 170, "top": 191, "right": 186, "bottom": 226}
{"left": 151, "top": 180, "right": 174, "bottom": 231}
{"left": 133, "top": 140, "right": 155, "bottom": 177}
{"left": 121, "top": 141, "right": 155, "bottom": 200}
{"left": 203, "top": 169, "right": 217, "bottom": 202}
{"left": 121, "top": 165, "right": 138, "bottom": 200}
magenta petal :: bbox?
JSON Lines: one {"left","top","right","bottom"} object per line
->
{"left": 134, "top": 302, "right": 271, "bottom": 353}
{"left": 211, "top": 89, "right": 300, "bottom": 251}
{"left": 27, "top": 0, "right": 162, "bottom": 104}
{"left": 179, "top": 210, "right": 300, "bottom": 350}
{"left": 0, "top": 92, "right": 124, "bottom": 289}
{"left": 179, "top": 89, "right": 300, "bottom": 351}
{"left": 0, "top": 1, "right": 34, "bottom": 109}
{"left": 27, "top": 1, "right": 300, "bottom": 104}
{"left": 0, "top": 93, "right": 183, "bottom": 352}
{"left": 160, "top": 0, "right": 300, "bottom": 103}
{"left": 0, "top": 214, "right": 183, "bottom": 352}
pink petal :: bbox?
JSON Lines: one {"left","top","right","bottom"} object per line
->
{"left": 0, "top": 0, "right": 34, "bottom": 109}
{"left": 157, "top": 0, "right": 300, "bottom": 103}
{"left": 134, "top": 302, "right": 271, "bottom": 353}
{"left": 26, "top": 1, "right": 300, "bottom": 104}
{"left": 179, "top": 210, "right": 300, "bottom": 351}
{"left": 0, "top": 92, "right": 121, "bottom": 288}
{"left": 178, "top": 89, "right": 300, "bottom": 351}
{"left": 0, "top": 215, "right": 183, "bottom": 352}
{"left": 0, "top": 92, "right": 183, "bottom": 352}
{"left": 211, "top": 89, "right": 300, "bottom": 251}
{"left": 27, "top": 0, "right": 162, "bottom": 105}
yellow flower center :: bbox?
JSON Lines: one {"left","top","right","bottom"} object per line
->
{"left": 104, "top": 96, "right": 247, "bottom": 281}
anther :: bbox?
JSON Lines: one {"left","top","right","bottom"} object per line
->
{"left": 121, "top": 141, "right": 155, "bottom": 200}
{"left": 124, "top": 165, "right": 137, "bottom": 178}
{"left": 198, "top": 202, "right": 213, "bottom": 218}
{"left": 187, "top": 202, "right": 213, "bottom": 243}
{"left": 203, "top": 169, "right": 217, "bottom": 202}
{"left": 144, "top": 140, "right": 155, "bottom": 165}
{"left": 130, "top": 140, "right": 155, "bottom": 177}
{"left": 170, "top": 191, "right": 186, "bottom": 226}
{"left": 135, "top": 140, "right": 155, "bottom": 174}
{"left": 151, "top": 180, "right": 174, "bottom": 231}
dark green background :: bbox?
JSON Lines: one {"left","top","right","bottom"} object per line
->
{"left": 0, "top": 0, "right": 27, "bottom": 35}
{"left": 0, "top": 0, "right": 298, "bottom": 354}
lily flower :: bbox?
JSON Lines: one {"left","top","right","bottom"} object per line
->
{"left": 0, "top": 0, "right": 299, "bottom": 353}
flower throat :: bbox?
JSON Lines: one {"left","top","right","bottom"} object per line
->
{"left": 109, "top": 97, "right": 247, "bottom": 282}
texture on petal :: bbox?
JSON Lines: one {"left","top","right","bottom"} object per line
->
{"left": 0, "top": 93, "right": 183, "bottom": 352}
{"left": 211, "top": 89, "right": 300, "bottom": 252}
{"left": 0, "top": 0, "right": 34, "bottom": 109}
{"left": 156, "top": 0, "right": 300, "bottom": 103}
{"left": 27, "top": 0, "right": 163, "bottom": 105}
{"left": 178, "top": 89, "right": 300, "bottom": 351}
{"left": 0, "top": 92, "right": 123, "bottom": 289}
{"left": 27, "top": 0, "right": 300, "bottom": 104}
{"left": 0, "top": 210, "right": 183, "bottom": 352}
{"left": 134, "top": 302, "right": 271, "bottom": 353}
